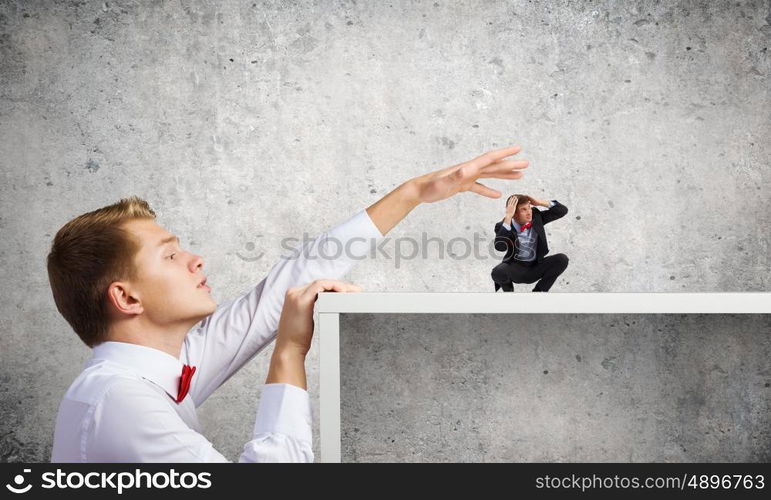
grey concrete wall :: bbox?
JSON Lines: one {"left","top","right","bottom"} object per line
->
{"left": 0, "top": 1, "right": 769, "bottom": 461}
{"left": 341, "top": 313, "right": 771, "bottom": 462}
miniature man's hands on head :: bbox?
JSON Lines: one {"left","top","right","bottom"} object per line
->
{"left": 526, "top": 195, "right": 551, "bottom": 207}
{"left": 505, "top": 195, "right": 518, "bottom": 218}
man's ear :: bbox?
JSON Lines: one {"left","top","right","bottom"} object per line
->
{"left": 107, "top": 281, "right": 144, "bottom": 316}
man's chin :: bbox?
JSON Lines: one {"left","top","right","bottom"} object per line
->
{"left": 191, "top": 301, "right": 218, "bottom": 324}
{"left": 202, "top": 300, "right": 218, "bottom": 317}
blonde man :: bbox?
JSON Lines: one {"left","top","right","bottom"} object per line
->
{"left": 48, "top": 146, "right": 528, "bottom": 462}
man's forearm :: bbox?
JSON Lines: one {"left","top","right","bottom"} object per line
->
{"left": 365, "top": 180, "right": 421, "bottom": 236}
{"left": 263, "top": 180, "right": 427, "bottom": 389}
{"left": 265, "top": 346, "right": 307, "bottom": 390}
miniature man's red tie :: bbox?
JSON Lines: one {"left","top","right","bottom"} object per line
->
{"left": 176, "top": 364, "right": 196, "bottom": 403}
{"left": 520, "top": 222, "right": 533, "bottom": 232}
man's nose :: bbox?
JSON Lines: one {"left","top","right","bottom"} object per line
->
{"left": 189, "top": 253, "right": 204, "bottom": 272}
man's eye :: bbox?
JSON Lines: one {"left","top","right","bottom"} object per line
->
{"left": 169, "top": 253, "right": 176, "bottom": 260}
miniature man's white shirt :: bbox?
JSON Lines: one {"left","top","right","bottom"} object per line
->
{"left": 51, "top": 209, "right": 384, "bottom": 462}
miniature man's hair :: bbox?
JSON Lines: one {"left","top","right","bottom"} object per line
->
{"left": 505, "top": 194, "right": 530, "bottom": 209}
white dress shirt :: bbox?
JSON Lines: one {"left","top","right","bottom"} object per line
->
{"left": 51, "top": 209, "right": 384, "bottom": 463}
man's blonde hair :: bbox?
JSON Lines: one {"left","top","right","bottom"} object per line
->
{"left": 46, "top": 196, "right": 156, "bottom": 347}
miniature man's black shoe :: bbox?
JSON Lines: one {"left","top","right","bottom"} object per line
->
{"left": 494, "top": 281, "right": 514, "bottom": 292}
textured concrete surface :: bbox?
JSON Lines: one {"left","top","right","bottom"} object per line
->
{"left": 0, "top": 1, "right": 769, "bottom": 461}
{"left": 340, "top": 313, "right": 771, "bottom": 462}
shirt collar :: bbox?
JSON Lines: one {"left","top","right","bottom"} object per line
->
{"left": 90, "top": 341, "right": 183, "bottom": 399}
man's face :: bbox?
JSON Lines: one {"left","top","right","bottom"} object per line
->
{"left": 515, "top": 202, "right": 533, "bottom": 224}
{"left": 121, "top": 218, "right": 217, "bottom": 327}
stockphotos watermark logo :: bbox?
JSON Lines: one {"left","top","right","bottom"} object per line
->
{"left": 4, "top": 468, "right": 211, "bottom": 495}
{"left": 234, "top": 231, "right": 526, "bottom": 268}
{"left": 5, "top": 469, "right": 32, "bottom": 494}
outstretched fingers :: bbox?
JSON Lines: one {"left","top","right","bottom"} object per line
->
{"left": 469, "top": 182, "right": 502, "bottom": 198}
{"left": 470, "top": 145, "right": 522, "bottom": 168}
{"left": 478, "top": 159, "right": 528, "bottom": 176}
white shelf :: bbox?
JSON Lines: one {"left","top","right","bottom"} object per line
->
{"left": 317, "top": 292, "right": 769, "bottom": 314}
{"left": 316, "top": 292, "right": 770, "bottom": 462}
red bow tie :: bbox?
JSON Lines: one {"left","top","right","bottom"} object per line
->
{"left": 520, "top": 222, "right": 533, "bottom": 232}
{"left": 176, "top": 364, "right": 196, "bottom": 403}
